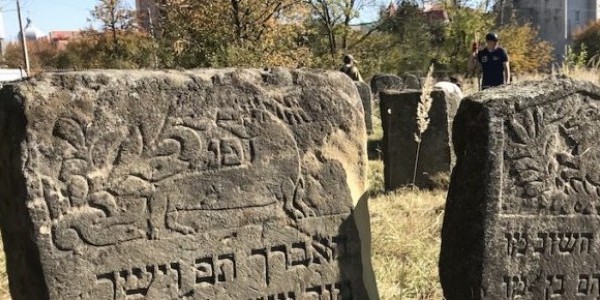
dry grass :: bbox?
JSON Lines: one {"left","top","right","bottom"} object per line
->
{"left": 0, "top": 240, "right": 7, "bottom": 300}
{"left": 462, "top": 67, "right": 600, "bottom": 93}
{"left": 368, "top": 160, "right": 446, "bottom": 300}
{"left": 513, "top": 69, "right": 600, "bottom": 87}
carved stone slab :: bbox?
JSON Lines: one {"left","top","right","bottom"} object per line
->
{"left": 354, "top": 82, "right": 373, "bottom": 135}
{"left": 0, "top": 69, "right": 377, "bottom": 299}
{"left": 440, "top": 80, "right": 600, "bottom": 299}
{"left": 380, "top": 89, "right": 458, "bottom": 190}
{"left": 370, "top": 74, "right": 403, "bottom": 98}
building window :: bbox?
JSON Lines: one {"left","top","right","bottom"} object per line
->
{"left": 576, "top": 10, "right": 580, "bottom": 21}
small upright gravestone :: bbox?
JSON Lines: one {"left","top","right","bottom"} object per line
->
{"left": 379, "top": 88, "right": 460, "bottom": 190}
{"left": 440, "top": 80, "right": 600, "bottom": 299}
{"left": 401, "top": 73, "right": 421, "bottom": 89}
{"left": 370, "top": 74, "right": 403, "bottom": 97}
{"left": 0, "top": 69, "right": 378, "bottom": 299}
{"left": 354, "top": 81, "right": 373, "bottom": 134}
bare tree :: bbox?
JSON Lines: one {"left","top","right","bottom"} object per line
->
{"left": 91, "top": 0, "right": 134, "bottom": 55}
{"left": 305, "top": 0, "right": 379, "bottom": 57}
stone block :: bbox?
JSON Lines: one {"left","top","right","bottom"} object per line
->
{"left": 440, "top": 80, "right": 600, "bottom": 299}
{"left": 370, "top": 74, "right": 403, "bottom": 98}
{"left": 354, "top": 82, "right": 373, "bottom": 135}
{"left": 0, "top": 69, "right": 378, "bottom": 299}
{"left": 380, "top": 88, "right": 459, "bottom": 190}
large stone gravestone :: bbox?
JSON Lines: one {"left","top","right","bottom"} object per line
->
{"left": 354, "top": 82, "right": 373, "bottom": 134}
{"left": 0, "top": 69, "right": 378, "bottom": 299}
{"left": 440, "top": 80, "right": 600, "bottom": 299}
{"left": 380, "top": 88, "right": 460, "bottom": 190}
{"left": 370, "top": 74, "right": 403, "bottom": 97}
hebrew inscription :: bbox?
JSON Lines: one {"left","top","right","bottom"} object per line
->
{"left": 0, "top": 69, "right": 376, "bottom": 299}
{"left": 440, "top": 80, "right": 600, "bottom": 299}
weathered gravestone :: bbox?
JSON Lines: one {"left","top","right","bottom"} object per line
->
{"left": 440, "top": 80, "right": 600, "bottom": 300}
{"left": 401, "top": 73, "right": 421, "bottom": 90}
{"left": 354, "top": 82, "right": 373, "bottom": 135}
{"left": 0, "top": 69, "right": 378, "bottom": 299}
{"left": 379, "top": 88, "right": 460, "bottom": 190}
{"left": 370, "top": 74, "right": 403, "bottom": 97}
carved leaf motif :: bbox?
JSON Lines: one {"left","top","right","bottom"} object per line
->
{"left": 116, "top": 126, "right": 144, "bottom": 165}
{"left": 53, "top": 118, "right": 85, "bottom": 150}
{"left": 524, "top": 109, "right": 537, "bottom": 138}
{"left": 91, "top": 132, "right": 125, "bottom": 168}
{"left": 513, "top": 157, "right": 542, "bottom": 172}
{"left": 508, "top": 117, "right": 530, "bottom": 145}
{"left": 110, "top": 175, "right": 155, "bottom": 197}
{"left": 60, "top": 158, "right": 89, "bottom": 180}
{"left": 570, "top": 180, "right": 597, "bottom": 214}
{"left": 533, "top": 107, "right": 544, "bottom": 136}
{"left": 67, "top": 175, "right": 89, "bottom": 207}
{"left": 546, "top": 158, "right": 559, "bottom": 176}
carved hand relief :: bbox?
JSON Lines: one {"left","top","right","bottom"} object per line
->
{"left": 34, "top": 101, "right": 320, "bottom": 251}
{"left": 504, "top": 96, "right": 600, "bottom": 215}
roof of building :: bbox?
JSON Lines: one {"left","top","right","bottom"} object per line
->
{"left": 383, "top": 2, "right": 450, "bottom": 23}
{"left": 424, "top": 4, "right": 449, "bottom": 22}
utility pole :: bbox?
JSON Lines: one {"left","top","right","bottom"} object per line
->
{"left": 16, "top": 0, "right": 30, "bottom": 76}
{"left": 148, "top": 7, "right": 158, "bottom": 69}
{"left": 564, "top": 0, "right": 568, "bottom": 57}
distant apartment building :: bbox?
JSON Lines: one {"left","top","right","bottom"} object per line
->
{"left": 497, "top": 0, "right": 600, "bottom": 59}
{"left": 48, "top": 31, "right": 81, "bottom": 50}
{"left": 136, "top": 0, "right": 159, "bottom": 32}
{"left": 381, "top": 2, "right": 449, "bottom": 23}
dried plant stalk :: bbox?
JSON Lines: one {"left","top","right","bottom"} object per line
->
{"left": 412, "top": 64, "right": 435, "bottom": 189}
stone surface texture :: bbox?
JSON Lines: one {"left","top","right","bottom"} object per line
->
{"left": 440, "top": 80, "right": 600, "bottom": 299}
{"left": 370, "top": 74, "right": 403, "bottom": 97}
{"left": 380, "top": 88, "right": 460, "bottom": 190}
{"left": 0, "top": 69, "right": 378, "bottom": 299}
{"left": 354, "top": 82, "right": 373, "bottom": 134}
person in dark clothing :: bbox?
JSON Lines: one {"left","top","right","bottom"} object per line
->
{"left": 340, "top": 54, "right": 363, "bottom": 82}
{"left": 469, "top": 32, "right": 511, "bottom": 90}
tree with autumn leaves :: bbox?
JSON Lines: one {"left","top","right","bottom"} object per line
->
{"left": 3, "top": 0, "right": 555, "bottom": 77}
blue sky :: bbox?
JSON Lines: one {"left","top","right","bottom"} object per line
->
{"left": 1, "top": 0, "right": 385, "bottom": 41}
{"left": 2, "top": 0, "right": 136, "bottom": 40}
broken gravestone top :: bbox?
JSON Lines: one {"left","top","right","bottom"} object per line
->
{"left": 440, "top": 79, "right": 600, "bottom": 300}
{"left": 370, "top": 74, "right": 403, "bottom": 97}
{"left": 0, "top": 68, "right": 378, "bottom": 299}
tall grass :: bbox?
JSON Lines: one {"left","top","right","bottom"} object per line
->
{"left": 412, "top": 65, "right": 435, "bottom": 188}
{"left": 370, "top": 160, "right": 446, "bottom": 299}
